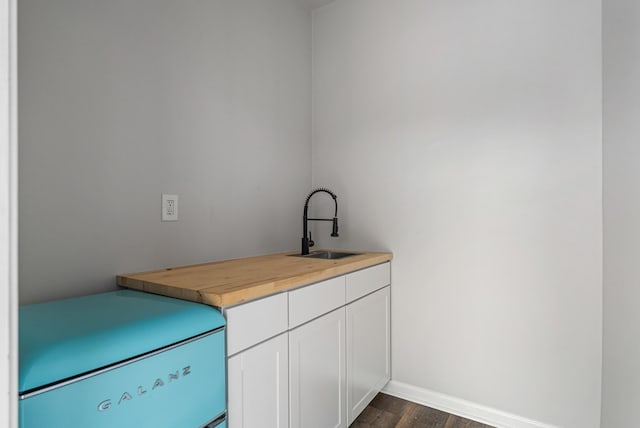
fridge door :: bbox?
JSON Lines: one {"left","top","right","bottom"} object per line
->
{"left": 20, "top": 328, "right": 225, "bottom": 428}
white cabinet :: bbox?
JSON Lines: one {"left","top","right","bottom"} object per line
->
{"left": 289, "top": 276, "right": 345, "bottom": 329}
{"left": 228, "top": 333, "right": 289, "bottom": 428}
{"left": 289, "top": 308, "right": 347, "bottom": 428}
{"left": 346, "top": 262, "right": 391, "bottom": 303}
{"left": 224, "top": 292, "right": 288, "bottom": 357}
{"left": 346, "top": 286, "right": 391, "bottom": 425}
{"left": 225, "top": 293, "right": 289, "bottom": 428}
{"left": 225, "top": 262, "right": 391, "bottom": 428}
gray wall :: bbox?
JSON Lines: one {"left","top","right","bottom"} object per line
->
{"left": 602, "top": 1, "right": 640, "bottom": 426}
{"left": 18, "top": 0, "right": 312, "bottom": 304}
{"left": 312, "top": 1, "right": 602, "bottom": 427}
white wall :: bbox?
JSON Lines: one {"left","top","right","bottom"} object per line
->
{"left": 2, "top": 0, "right": 18, "bottom": 425}
{"left": 0, "top": 0, "right": 9, "bottom": 420}
{"left": 18, "top": 0, "right": 312, "bottom": 304}
{"left": 602, "top": 1, "right": 640, "bottom": 427}
{"left": 312, "top": 1, "right": 602, "bottom": 427}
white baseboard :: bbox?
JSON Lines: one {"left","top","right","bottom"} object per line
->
{"left": 382, "top": 380, "right": 559, "bottom": 428}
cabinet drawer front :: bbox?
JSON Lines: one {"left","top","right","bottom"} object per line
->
{"left": 289, "top": 276, "right": 346, "bottom": 329}
{"left": 346, "top": 263, "right": 391, "bottom": 303}
{"left": 225, "top": 293, "right": 288, "bottom": 356}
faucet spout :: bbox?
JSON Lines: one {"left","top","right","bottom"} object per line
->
{"left": 301, "top": 188, "right": 339, "bottom": 255}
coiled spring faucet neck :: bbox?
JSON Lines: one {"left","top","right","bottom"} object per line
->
{"left": 301, "top": 188, "right": 339, "bottom": 255}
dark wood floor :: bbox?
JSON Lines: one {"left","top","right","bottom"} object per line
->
{"left": 351, "top": 393, "right": 495, "bottom": 428}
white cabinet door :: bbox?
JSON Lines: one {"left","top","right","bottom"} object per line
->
{"left": 289, "top": 308, "right": 346, "bottom": 428}
{"left": 346, "top": 286, "right": 391, "bottom": 425}
{"left": 228, "top": 333, "right": 289, "bottom": 428}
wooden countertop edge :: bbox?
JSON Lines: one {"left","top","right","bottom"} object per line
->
{"left": 117, "top": 251, "right": 392, "bottom": 307}
{"left": 117, "top": 278, "right": 207, "bottom": 304}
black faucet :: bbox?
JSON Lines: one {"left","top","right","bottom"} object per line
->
{"left": 301, "top": 188, "right": 339, "bottom": 255}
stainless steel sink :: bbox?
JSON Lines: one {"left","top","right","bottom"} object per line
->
{"left": 290, "top": 251, "right": 359, "bottom": 260}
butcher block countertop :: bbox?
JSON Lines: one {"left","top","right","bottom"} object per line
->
{"left": 117, "top": 250, "right": 392, "bottom": 307}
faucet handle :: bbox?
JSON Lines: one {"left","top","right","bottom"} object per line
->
{"left": 331, "top": 217, "right": 339, "bottom": 237}
{"left": 308, "top": 232, "right": 315, "bottom": 248}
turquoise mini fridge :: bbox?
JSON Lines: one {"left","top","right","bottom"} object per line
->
{"left": 19, "top": 290, "right": 227, "bottom": 428}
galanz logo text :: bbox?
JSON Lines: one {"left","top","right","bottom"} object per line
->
{"left": 97, "top": 366, "right": 192, "bottom": 412}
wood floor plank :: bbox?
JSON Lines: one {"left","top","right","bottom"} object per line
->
{"left": 351, "top": 407, "right": 402, "bottom": 428}
{"left": 444, "top": 414, "right": 490, "bottom": 428}
{"left": 368, "top": 392, "right": 411, "bottom": 416}
{"left": 396, "top": 403, "right": 449, "bottom": 427}
{"left": 352, "top": 393, "right": 495, "bottom": 428}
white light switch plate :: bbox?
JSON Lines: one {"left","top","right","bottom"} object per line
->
{"left": 162, "top": 194, "right": 178, "bottom": 221}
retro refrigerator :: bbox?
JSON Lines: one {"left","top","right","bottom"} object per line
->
{"left": 19, "top": 289, "right": 226, "bottom": 428}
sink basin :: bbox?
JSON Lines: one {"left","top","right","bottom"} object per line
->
{"left": 290, "top": 251, "right": 359, "bottom": 260}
